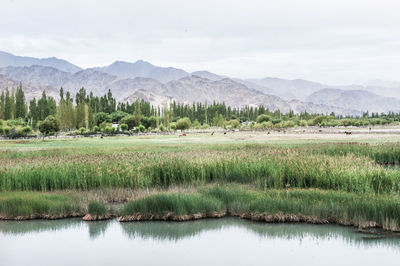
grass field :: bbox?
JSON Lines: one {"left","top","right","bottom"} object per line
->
{"left": 1, "top": 131, "right": 400, "bottom": 230}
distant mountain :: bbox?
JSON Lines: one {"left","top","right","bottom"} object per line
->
{"left": 0, "top": 51, "right": 82, "bottom": 73}
{"left": 62, "top": 69, "right": 118, "bottom": 94}
{"left": 112, "top": 77, "right": 169, "bottom": 106}
{"left": 247, "top": 77, "right": 326, "bottom": 100}
{"left": 0, "top": 51, "right": 392, "bottom": 115}
{"left": 191, "top": 71, "right": 225, "bottom": 81}
{"left": 0, "top": 65, "right": 71, "bottom": 88}
{"left": 94, "top": 60, "right": 188, "bottom": 83}
{"left": 306, "top": 88, "right": 400, "bottom": 113}
{"left": 162, "top": 76, "right": 288, "bottom": 110}
{"left": 0, "top": 74, "right": 59, "bottom": 102}
{"left": 363, "top": 79, "right": 400, "bottom": 88}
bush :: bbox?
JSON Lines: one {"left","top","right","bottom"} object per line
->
{"left": 79, "top": 127, "right": 86, "bottom": 134}
{"left": 21, "top": 126, "right": 32, "bottom": 135}
{"left": 121, "top": 115, "right": 138, "bottom": 130}
{"left": 99, "top": 121, "right": 112, "bottom": 131}
{"left": 176, "top": 117, "right": 191, "bottom": 131}
{"left": 96, "top": 112, "right": 110, "bottom": 125}
{"left": 169, "top": 123, "right": 176, "bottom": 131}
{"left": 159, "top": 124, "right": 166, "bottom": 132}
{"left": 104, "top": 126, "right": 113, "bottom": 134}
{"left": 137, "top": 125, "right": 145, "bottom": 133}
{"left": 120, "top": 123, "right": 128, "bottom": 131}
{"left": 228, "top": 119, "right": 240, "bottom": 129}
{"left": 93, "top": 126, "right": 100, "bottom": 132}
{"left": 256, "top": 114, "right": 272, "bottom": 123}
{"left": 38, "top": 116, "right": 60, "bottom": 136}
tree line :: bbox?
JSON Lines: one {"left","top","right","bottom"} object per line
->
{"left": 1, "top": 86, "right": 399, "bottom": 137}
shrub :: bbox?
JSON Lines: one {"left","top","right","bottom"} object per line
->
{"left": 21, "top": 126, "right": 32, "bottom": 135}
{"left": 120, "top": 123, "right": 129, "bottom": 131}
{"left": 104, "top": 126, "right": 113, "bottom": 134}
{"left": 176, "top": 117, "right": 191, "bottom": 131}
{"left": 121, "top": 115, "right": 138, "bottom": 130}
{"left": 256, "top": 114, "right": 272, "bottom": 123}
{"left": 137, "top": 125, "right": 145, "bottom": 133}
{"left": 38, "top": 115, "right": 60, "bottom": 135}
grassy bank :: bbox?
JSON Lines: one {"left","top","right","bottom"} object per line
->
{"left": 120, "top": 185, "right": 400, "bottom": 231}
{"left": 2, "top": 134, "right": 400, "bottom": 231}
{"left": 0, "top": 192, "right": 83, "bottom": 219}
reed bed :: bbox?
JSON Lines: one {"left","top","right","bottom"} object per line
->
{"left": 1, "top": 146, "right": 400, "bottom": 194}
{"left": 120, "top": 185, "right": 400, "bottom": 231}
{"left": 0, "top": 192, "right": 83, "bottom": 218}
{"left": 121, "top": 193, "right": 224, "bottom": 218}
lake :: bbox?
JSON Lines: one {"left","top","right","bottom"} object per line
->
{"left": 1, "top": 218, "right": 399, "bottom": 266}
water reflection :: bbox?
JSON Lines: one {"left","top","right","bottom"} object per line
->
{"left": 87, "top": 220, "right": 111, "bottom": 239}
{"left": 0, "top": 218, "right": 400, "bottom": 249}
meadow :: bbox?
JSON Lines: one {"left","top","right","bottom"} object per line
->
{"left": 1, "top": 132, "right": 400, "bottom": 230}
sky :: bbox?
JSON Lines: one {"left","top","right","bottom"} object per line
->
{"left": 0, "top": 0, "right": 399, "bottom": 85}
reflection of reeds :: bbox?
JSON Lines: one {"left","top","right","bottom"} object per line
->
{"left": 1, "top": 144, "right": 400, "bottom": 194}
{"left": 120, "top": 218, "right": 400, "bottom": 249}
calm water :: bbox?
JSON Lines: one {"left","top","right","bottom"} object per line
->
{"left": 1, "top": 218, "right": 399, "bottom": 266}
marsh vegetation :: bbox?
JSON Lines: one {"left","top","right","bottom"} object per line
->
{"left": 1, "top": 133, "right": 400, "bottom": 231}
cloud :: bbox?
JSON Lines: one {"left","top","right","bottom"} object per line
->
{"left": 0, "top": 0, "right": 399, "bottom": 84}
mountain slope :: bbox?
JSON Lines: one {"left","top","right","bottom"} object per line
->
{"left": 94, "top": 60, "right": 188, "bottom": 83}
{"left": 162, "top": 75, "right": 290, "bottom": 111}
{"left": 247, "top": 77, "right": 327, "bottom": 100}
{"left": 0, "top": 65, "right": 71, "bottom": 88}
{"left": 0, "top": 51, "right": 82, "bottom": 73}
{"left": 0, "top": 74, "right": 59, "bottom": 102}
{"left": 61, "top": 69, "right": 118, "bottom": 94}
{"left": 306, "top": 88, "right": 400, "bottom": 113}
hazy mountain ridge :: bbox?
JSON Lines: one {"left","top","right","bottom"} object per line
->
{"left": 0, "top": 74, "right": 59, "bottom": 102}
{"left": 306, "top": 88, "right": 400, "bottom": 113}
{"left": 94, "top": 60, "right": 188, "bottom": 83}
{"left": 0, "top": 51, "right": 82, "bottom": 73}
{"left": 0, "top": 50, "right": 398, "bottom": 115}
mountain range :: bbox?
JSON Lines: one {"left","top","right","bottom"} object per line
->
{"left": 0, "top": 50, "right": 399, "bottom": 115}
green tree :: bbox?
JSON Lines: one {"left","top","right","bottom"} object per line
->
{"left": 15, "top": 83, "right": 26, "bottom": 118}
{"left": 134, "top": 100, "right": 141, "bottom": 126}
{"left": 28, "top": 98, "right": 39, "bottom": 128}
{"left": 38, "top": 115, "right": 60, "bottom": 136}
{"left": 176, "top": 117, "right": 191, "bottom": 131}
{"left": 4, "top": 88, "right": 12, "bottom": 120}
{"left": 0, "top": 90, "right": 5, "bottom": 120}
{"left": 256, "top": 114, "right": 272, "bottom": 123}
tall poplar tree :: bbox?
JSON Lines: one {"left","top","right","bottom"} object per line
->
{"left": 4, "top": 88, "right": 12, "bottom": 120}
{"left": 15, "top": 83, "right": 26, "bottom": 118}
{"left": 0, "top": 90, "right": 5, "bottom": 120}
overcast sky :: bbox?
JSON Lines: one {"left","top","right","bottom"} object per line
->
{"left": 0, "top": 0, "right": 399, "bottom": 85}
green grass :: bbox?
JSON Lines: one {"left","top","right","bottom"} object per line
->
{"left": 1, "top": 144, "right": 400, "bottom": 194}
{"left": 121, "top": 184, "right": 400, "bottom": 230}
{"left": 0, "top": 192, "right": 83, "bottom": 217}
{"left": 88, "top": 200, "right": 107, "bottom": 216}
{"left": 2, "top": 134, "right": 400, "bottom": 229}
{"left": 121, "top": 193, "right": 224, "bottom": 217}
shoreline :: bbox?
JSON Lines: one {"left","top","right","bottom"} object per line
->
{"left": 1, "top": 211, "right": 396, "bottom": 234}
